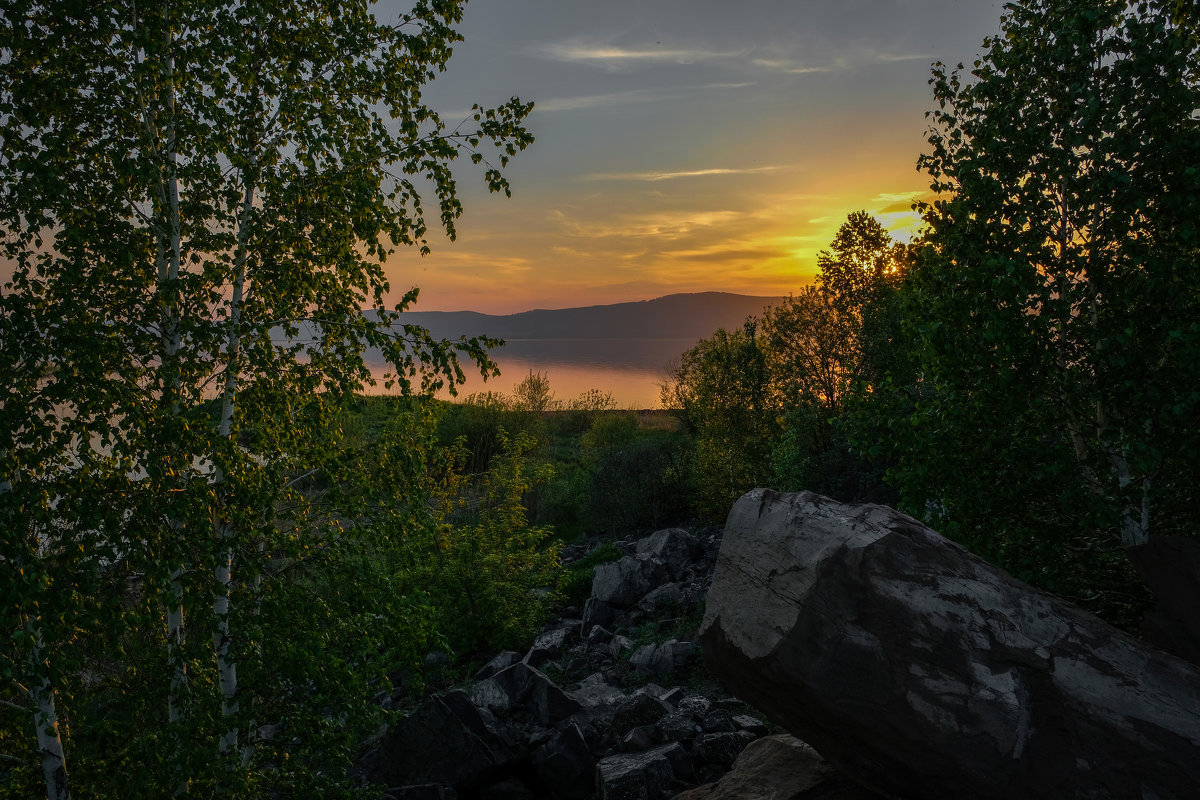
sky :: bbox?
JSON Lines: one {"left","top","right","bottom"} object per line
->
{"left": 378, "top": 0, "right": 1005, "bottom": 314}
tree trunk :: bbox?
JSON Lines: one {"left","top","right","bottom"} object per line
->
{"left": 27, "top": 617, "right": 71, "bottom": 800}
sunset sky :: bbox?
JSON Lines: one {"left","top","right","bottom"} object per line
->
{"left": 382, "top": 0, "right": 1005, "bottom": 314}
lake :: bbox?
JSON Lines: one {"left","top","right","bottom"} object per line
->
{"left": 364, "top": 337, "right": 693, "bottom": 409}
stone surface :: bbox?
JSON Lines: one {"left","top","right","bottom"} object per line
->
{"left": 636, "top": 529, "right": 702, "bottom": 580}
{"left": 471, "top": 662, "right": 581, "bottom": 725}
{"left": 671, "top": 735, "right": 878, "bottom": 800}
{"left": 701, "top": 489, "right": 1200, "bottom": 800}
{"left": 592, "top": 554, "right": 669, "bottom": 607}
{"left": 532, "top": 723, "right": 596, "bottom": 800}
{"left": 361, "top": 691, "right": 517, "bottom": 790}
{"left": 1127, "top": 534, "right": 1200, "bottom": 665}
{"left": 597, "top": 743, "right": 689, "bottom": 800}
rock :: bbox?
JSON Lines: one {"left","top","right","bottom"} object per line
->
{"left": 656, "top": 710, "right": 700, "bottom": 743}
{"left": 471, "top": 662, "right": 581, "bottom": 726}
{"left": 658, "top": 687, "right": 686, "bottom": 708}
{"left": 596, "top": 743, "right": 691, "bottom": 800}
{"left": 701, "top": 489, "right": 1200, "bottom": 800}
{"left": 730, "top": 715, "right": 767, "bottom": 737}
{"left": 651, "top": 640, "right": 700, "bottom": 675}
{"left": 608, "top": 634, "right": 634, "bottom": 659}
{"left": 474, "top": 651, "right": 521, "bottom": 682}
{"left": 478, "top": 778, "right": 536, "bottom": 800}
{"left": 584, "top": 598, "right": 622, "bottom": 630}
{"left": 532, "top": 723, "right": 596, "bottom": 800}
{"left": 611, "top": 692, "right": 673, "bottom": 734}
{"left": 525, "top": 625, "right": 573, "bottom": 667}
{"left": 593, "top": 555, "right": 669, "bottom": 607}
{"left": 636, "top": 529, "right": 702, "bottom": 580}
{"left": 571, "top": 672, "right": 627, "bottom": 708}
{"left": 1127, "top": 535, "right": 1200, "bottom": 665}
{"left": 636, "top": 583, "right": 684, "bottom": 616}
{"left": 620, "top": 724, "right": 658, "bottom": 752}
{"left": 691, "top": 731, "right": 755, "bottom": 769}
{"left": 360, "top": 691, "right": 518, "bottom": 790}
{"left": 671, "top": 735, "right": 879, "bottom": 800}
{"left": 382, "top": 784, "right": 458, "bottom": 800}
{"left": 629, "top": 644, "right": 658, "bottom": 674}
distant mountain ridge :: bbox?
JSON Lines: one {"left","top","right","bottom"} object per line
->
{"left": 387, "top": 292, "right": 785, "bottom": 342}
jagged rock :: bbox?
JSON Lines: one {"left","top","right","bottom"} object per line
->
{"left": 475, "top": 651, "right": 521, "bottom": 682}
{"left": 691, "top": 731, "right": 755, "bottom": 768}
{"left": 532, "top": 723, "right": 596, "bottom": 800}
{"left": 636, "top": 583, "right": 684, "bottom": 616}
{"left": 730, "top": 715, "right": 767, "bottom": 738}
{"left": 701, "top": 489, "right": 1200, "bottom": 800}
{"left": 657, "top": 710, "right": 700, "bottom": 742}
{"left": 571, "top": 672, "right": 627, "bottom": 707}
{"left": 608, "top": 634, "right": 634, "bottom": 659}
{"left": 471, "top": 662, "right": 581, "bottom": 726}
{"left": 636, "top": 529, "right": 702, "bottom": 580}
{"left": 698, "top": 709, "right": 733, "bottom": 734}
{"left": 672, "top": 735, "right": 880, "bottom": 800}
{"left": 629, "top": 644, "right": 657, "bottom": 674}
{"left": 596, "top": 743, "right": 692, "bottom": 800}
{"left": 587, "top": 625, "right": 615, "bottom": 647}
{"left": 382, "top": 784, "right": 458, "bottom": 800}
{"left": 592, "top": 554, "right": 669, "bottom": 607}
{"left": 620, "top": 725, "right": 658, "bottom": 752}
{"left": 658, "top": 687, "right": 685, "bottom": 708}
{"left": 525, "top": 625, "right": 573, "bottom": 667}
{"left": 360, "top": 691, "right": 518, "bottom": 790}
{"left": 611, "top": 692, "right": 673, "bottom": 734}
{"left": 584, "top": 598, "right": 622, "bottom": 630}
{"left": 479, "top": 778, "right": 536, "bottom": 800}
{"left": 677, "top": 696, "right": 710, "bottom": 718}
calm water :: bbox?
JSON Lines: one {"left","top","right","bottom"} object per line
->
{"left": 363, "top": 338, "right": 692, "bottom": 409}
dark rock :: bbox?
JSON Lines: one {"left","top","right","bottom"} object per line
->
{"left": 636, "top": 583, "right": 684, "bottom": 616}
{"left": 587, "top": 625, "right": 615, "bottom": 646}
{"left": 596, "top": 743, "right": 690, "bottom": 800}
{"left": 1127, "top": 535, "right": 1200, "bottom": 665}
{"left": 475, "top": 651, "right": 522, "bottom": 682}
{"left": 584, "top": 598, "right": 623, "bottom": 630}
{"left": 658, "top": 687, "right": 686, "bottom": 708}
{"left": 593, "top": 555, "right": 669, "bottom": 607}
{"left": 471, "top": 662, "right": 581, "bottom": 726}
{"left": 570, "top": 672, "right": 626, "bottom": 708}
{"left": 629, "top": 644, "right": 657, "bottom": 674}
{"left": 532, "top": 723, "right": 596, "bottom": 800}
{"left": 525, "top": 625, "right": 573, "bottom": 667}
{"left": 651, "top": 640, "right": 700, "bottom": 675}
{"left": 620, "top": 724, "right": 658, "bottom": 752}
{"left": 730, "top": 715, "right": 767, "bottom": 738}
{"left": 672, "top": 735, "right": 881, "bottom": 800}
{"left": 691, "top": 731, "right": 755, "bottom": 769}
{"left": 608, "top": 634, "right": 634, "bottom": 660}
{"left": 636, "top": 529, "right": 702, "bottom": 580}
{"left": 478, "top": 778, "right": 536, "bottom": 800}
{"left": 360, "top": 692, "right": 518, "bottom": 790}
{"left": 611, "top": 692, "right": 673, "bottom": 734}
{"left": 701, "top": 489, "right": 1200, "bottom": 800}
{"left": 699, "top": 709, "right": 733, "bottom": 734}
{"left": 382, "top": 784, "right": 458, "bottom": 800}
{"left": 657, "top": 711, "right": 701, "bottom": 743}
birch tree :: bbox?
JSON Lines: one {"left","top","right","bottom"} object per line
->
{"left": 1, "top": 1, "right": 532, "bottom": 795}
{"left": 900, "top": 0, "right": 1200, "bottom": 576}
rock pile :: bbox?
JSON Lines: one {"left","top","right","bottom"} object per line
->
{"left": 356, "top": 527, "right": 845, "bottom": 800}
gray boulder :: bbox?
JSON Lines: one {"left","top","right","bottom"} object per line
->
{"left": 672, "top": 735, "right": 880, "bottom": 800}
{"left": 360, "top": 691, "right": 519, "bottom": 790}
{"left": 532, "top": 723, "right": 596, "bottom": 800}
{"left": 596, "top": 743, "right": 693, "bottom": 800}
{"left": 471, "top": 662, "right": 581, "bottom": 726}
{"left": 592, "top": 554, "right": 669, "bottom": 607}
{"left": 635, "top": 529, "right": 702, "bottom": 580}
{"left": 701, "top": 489, "right": 1200, "bottom": 800}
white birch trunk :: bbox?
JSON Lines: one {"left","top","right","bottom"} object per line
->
{"left": 27, "top": 617, "right": 71, "bottom": 800}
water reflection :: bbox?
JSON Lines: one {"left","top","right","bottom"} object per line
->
{"left": 363, "top": 338, "right": 690, "bottom": 409}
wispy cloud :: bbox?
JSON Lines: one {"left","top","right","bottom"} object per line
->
{"left": 751, "top": 58, "right": 833, "bottom": 74}
{"left": 533, "top": 40, "right": 737, "bottom": 69}
{"left": 536, "top": 89, "right": 664, "bottom": 113}
{"left": 582, "top": 166, "right": 781, "bottom": 182}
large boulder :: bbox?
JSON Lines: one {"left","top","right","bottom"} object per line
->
{"left": 672, "top": 735, "right": 878, "bottom": 800}
{"left": 701, "top": 489, "right": 1200, "bottom": 800}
